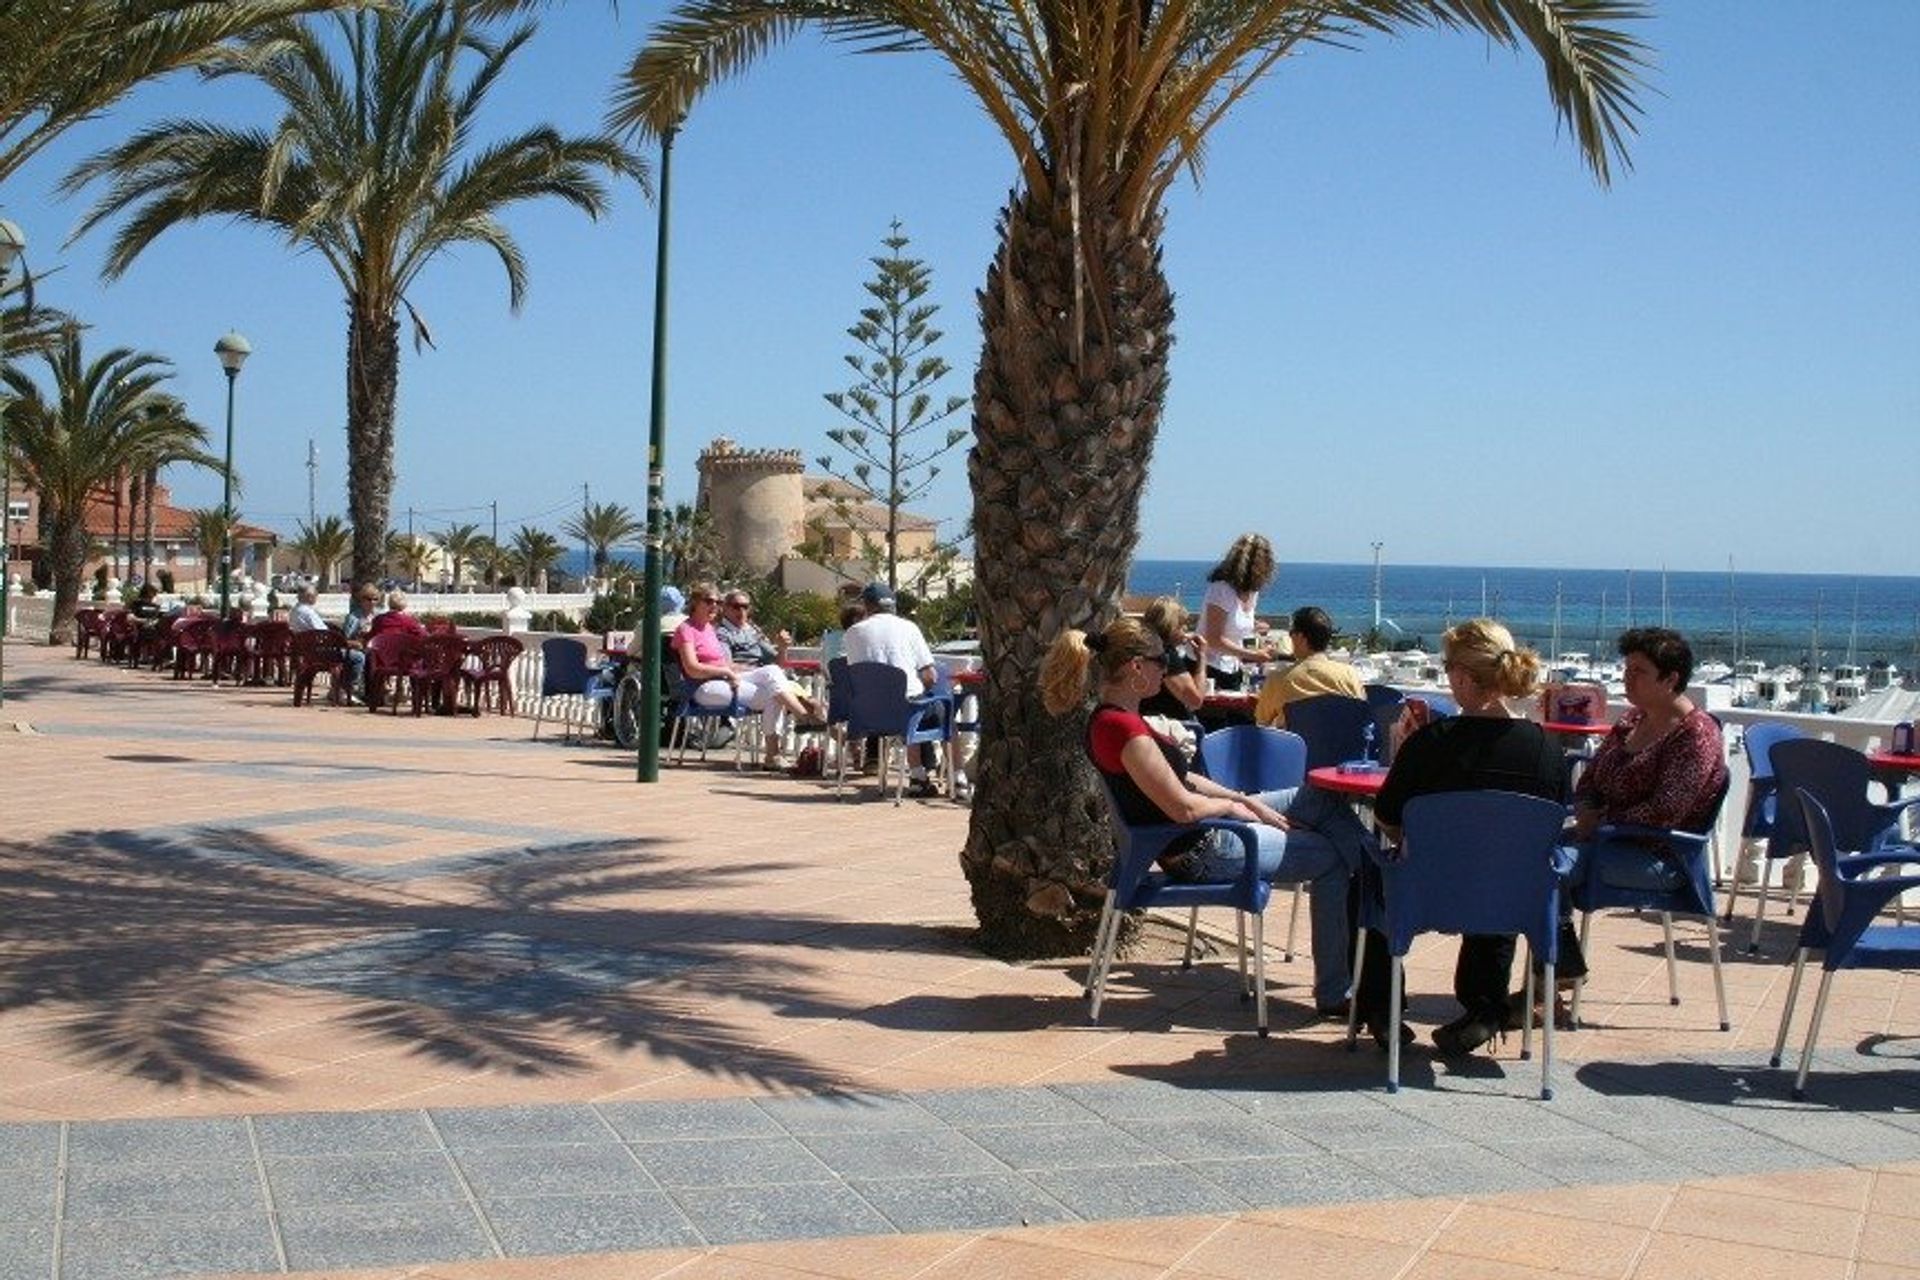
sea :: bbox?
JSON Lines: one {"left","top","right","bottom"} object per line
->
{"left": 1126, "top": 560, "right": 1920, "bottom": 672}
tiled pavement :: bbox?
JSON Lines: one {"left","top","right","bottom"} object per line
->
{"left": 1, "top": 640, "right": 1917, "bottom": 1279}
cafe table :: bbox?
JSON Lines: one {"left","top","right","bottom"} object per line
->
{"left": 1867, "top": 750, "right": 1920, "bottom": 798}
{"left": 1306, "top": 764, "right": 1388, "bottom": 799}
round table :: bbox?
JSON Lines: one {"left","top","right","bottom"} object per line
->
{"left": 781, "top": 657, "right": 822, "bottom": 675}
{"left": 1306, "top": 764, "right": 1388, "bottom": 798}
{"left": 951, "top": 668, "right": 985, "bottom": 688}
{"left": 1868, "top": 751, "right": 1920, "bottom": 774}
{"left": 1542, "top": 720, "right": 1612, "bottom": 737}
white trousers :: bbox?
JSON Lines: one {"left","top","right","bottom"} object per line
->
{"left": 693, "top": 667, "right": 801, "bottom": 739}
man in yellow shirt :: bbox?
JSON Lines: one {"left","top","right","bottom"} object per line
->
{"left": 1255, "top": 606, "right": 1365, "bottom": 728}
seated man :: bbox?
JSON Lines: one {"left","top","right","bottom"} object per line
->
{"left": 843, "top": 581, "right": 947, "bottom": 797}
{"left": 1255, "top": 606, "right": 1363, "bottom": 729}
{"left": 715, "top": 590, "right": 790, "bottom": 667}
{"left": 288, "top": 584, "right": 327, "bottom": 634}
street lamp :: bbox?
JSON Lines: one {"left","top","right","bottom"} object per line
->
{"left": 0, "top": 217, "right": 26, "bottom": 710}
{"left": 637, "top": 121, "right": 679, "bottom": 784}
{"left": 213, "top": 330, "right": 250, "bottom": 618}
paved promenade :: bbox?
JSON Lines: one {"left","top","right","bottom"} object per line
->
{"left": 0, "top": 639, "right": 1915, "bottom": 1279}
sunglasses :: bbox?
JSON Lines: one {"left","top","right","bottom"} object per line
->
{"left": 1139, "top": 652, "right": 1169, "bottom": 667}
{"left": 725, "top": 600, "right": 750, "bottom": 609}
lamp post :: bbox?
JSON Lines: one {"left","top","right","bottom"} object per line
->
{"left": 213, "top": 330, "right": 250, "bottom": 617}
{"left": 637, "top": 121, "right": 678, "bottom": 783}
{"left": 0, "top": 217, "right": 26, "bottom": 710}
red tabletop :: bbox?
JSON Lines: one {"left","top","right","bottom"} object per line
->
{"left": 1542, "top": 720, "right": 1612, "bottom": 736}
{"left": 951, "top": 668, "right": 986, "bottom": 688}
{"left": 1307, "top": 764, "right": 1388, "bottom": 798}
{"left": 1868, "top": 751, "right": 1920, "bottom": 774}
{"left": 781, "top": 657, "right": 822, "bottom": 675}
{"left": 1203, "top": 692, "right": 1257, "bottom": 710}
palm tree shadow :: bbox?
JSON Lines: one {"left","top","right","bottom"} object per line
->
{"left": 0, "top": 823, "right": 939, "bottom": 1095}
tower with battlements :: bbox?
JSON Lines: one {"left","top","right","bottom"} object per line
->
{"left": 695, "top": 438, "right": 806, "bottom": 577}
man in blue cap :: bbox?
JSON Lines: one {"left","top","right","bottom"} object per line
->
{"left": 844, "top": 580, "right": 944, "bottom": 796}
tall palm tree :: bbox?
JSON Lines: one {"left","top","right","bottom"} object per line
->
{"left": 126, "top": 394, "right": 201, "bottom": 587}
{"left": 65, "top": 1, "right": 648, "bottom": 591}
{"left": 509, "top": 524, "right": 561, "bottom": 592}
{"left": 612, "top": 0, "right": 1649, "bottom": 955}
{"left": 291, "top": 514, "right": 353, "bottom": 588}
{"left": 660, "top": 501, "right": 716, "bottom": 586}
{"left": 437, "top": 521, "right": 485, "bottom": 589}
{"left": 468, "top": 534, "right": 508, "bottom": 588}
{"left": 1, "top": 0, "right": 369, "bottom": 190}
{"left": 184, "top": 507, "right": 237, "bottom": 595}
{"left": 562, "top": 501, "right": 641, "bottom": 579}
{"left": 3, "top": 327, "right": 215, "bottom": 640}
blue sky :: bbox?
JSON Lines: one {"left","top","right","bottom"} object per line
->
{"left": 4, "top": 1, "right": 1916, "bottom": 576}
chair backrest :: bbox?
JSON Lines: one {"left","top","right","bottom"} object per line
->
{"left": 414, "top": 632, "right": 467, "bottom": 676}
{"left": 1772, "top": 736, "right": 1907, "bottom": 856}
{"left": 843, "top": 661, "right": 911, "bottom": 739}
{"left": 366, "top": 630, "right": 416, "bottom": 674}
{"left": 1744, "top": 721, "right": 1804, "bottom": 783}
{"left": 826, "top": 655, "right": 854, "bottom": 727}
{"left": 1792, "top": 789, "right": 1906, "bottom": 959}
{"left": 1196, "top": 725, "right": 1307, "bottom": 793}
{"left": 291, "top": 628, "right": 346, "bottom": 663}
{"left": 539, "top": 636, "right": 592, "bottom": 697}
{"left": 1286, "top": 694, "right": 1375, "bottom": 770}
{"left": 1385, "top": 790, "right": 1569, "bottom": 959}
{"left": 472, "top": 635, "right": 523, "bottom": 673}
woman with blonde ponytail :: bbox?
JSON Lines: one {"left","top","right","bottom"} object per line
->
{"left": 1044, "top": 616, "right": 1372, "bottom": 1015}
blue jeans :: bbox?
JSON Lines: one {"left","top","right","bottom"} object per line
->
{"left": 1190, "top": 786, "right": 1373, "bottom": 1008}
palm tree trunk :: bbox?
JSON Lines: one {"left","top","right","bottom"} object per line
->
{"left": 142, "top": 464, "right": 157, "bottom": 586}
{"left": 960, "top": 188, "right": 1173, "bottom": 959}
{"left": 346, "top": 300, "right": 398, "bottom": 590}
{"left": 46, "top": 513, "right": 88, "bottom": 645}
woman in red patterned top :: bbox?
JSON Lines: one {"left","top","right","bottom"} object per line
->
{"left": 1041, "top": 616, "right": 1371, "bottom": 1013}
{"left": 1574, "top": 627, "right": 1728, "bottom": 839}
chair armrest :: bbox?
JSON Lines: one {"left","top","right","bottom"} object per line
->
{"left": 1118, "top": 818, "right": 1262, "bottom": 895}
{"left": 1593, "top": 822, "right": 1709, "bottom": 850}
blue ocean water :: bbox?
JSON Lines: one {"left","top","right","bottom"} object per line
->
{"left": 1128, "top": 560, "right": 1920, "bottom": 670}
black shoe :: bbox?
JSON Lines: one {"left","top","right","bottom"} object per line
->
{"left": 1315, "top": 1000, "right": 1351, "bottom": 1021}
{"left": 1364, "top": 1017, "right": 1416, "bottom": 1051}
{"left": 1431, "top": 1013, "right": 1503, "bottom": 1058}
{"left": 907, "top": 776, "right": 939, "bottom": 798}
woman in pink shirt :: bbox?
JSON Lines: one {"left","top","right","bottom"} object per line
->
{"left": 674, "top": 582, "right": 824, "bottom": 768}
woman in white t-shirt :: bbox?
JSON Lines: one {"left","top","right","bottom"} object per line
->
{"left": 1199, "top": 533, "right": 1274, "bottom": 691}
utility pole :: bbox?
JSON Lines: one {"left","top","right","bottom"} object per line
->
{"left": 490, "top": 500, "right": 498, "bottom": 548}
{"left": 306, "top": 438, "right": 317, "bottom": 527}
{"left": 1370, "top": 541, "right": 1383, "bottom": 637}
{"left": 581, "top": 481, "right": 590, "bottom": 586}
{"left": 407, "top": 505, "right": 413, "bottom": 543}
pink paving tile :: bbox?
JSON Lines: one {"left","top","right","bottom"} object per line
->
{"left": 1657, "top": 1184, "right": 1864, "bottom": 1259}
{"left": 1170, "top": 1218, "right": 1418, "bottom": 1279}
{"left": 1424, "top": 1202, "right": 1651, "bottom": 1278}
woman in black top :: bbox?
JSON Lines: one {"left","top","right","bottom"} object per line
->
{"left": 1354, "top": 618, "right": 1565, "bottom": 1054}
{"left": 1137, "top": 596, "right": 1207, "bottom": 722}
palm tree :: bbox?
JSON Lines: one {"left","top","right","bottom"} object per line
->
{"left": 438, "top": 521, "right": 486, "bottom": 589}
{"left": 612, "top": 1, "right": 1648, "bottom": 955}
{"left": 509, "top": 525, "right": 561, "bottom": 592}
{"left": 387, "top": 532, "right": 436, "bottom": 587}
{"left": 65, "top": 1, "right": 648, "bottom": 591}
{"left": 3, "top": 327, "right": 215, "bottom": 640}
{"left": 184, "top": 507, "right": 237, "bottom": 595}
{"left": 291, "top": 515, "right": 353, "bottom": 588}
{"left": 562, "top": 501, "right": 641, "bottom": 579}
{"left": 125, "top": 394, "right": 201, "bottom": 587}
{"left": 1, "top": 0, "right": 369, "bottom": 190}
{"left": 659, "top": 501, "right": 716, "bottom": 586}
{"left": 468, "top": 534, "right": 508, "bottom": 588}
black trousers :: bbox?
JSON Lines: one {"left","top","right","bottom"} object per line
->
{"left": 1353, "top": 922, "right": 1586, "bottom": 1024}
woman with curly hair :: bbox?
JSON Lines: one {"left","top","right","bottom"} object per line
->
{"left": 1199, "top": 532, "right": 1274, "bottom": 691}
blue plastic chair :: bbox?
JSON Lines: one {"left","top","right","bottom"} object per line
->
{"left": 1770, "top": 789, "right": 1920, "bottom": 1099}
{"left": 1363, "top": 685, "right": 1406, "bottom": 766}
{"left": 1196, "top": 725, "right": 1308, "bottom": 963}
{"left": 1287, "top": 694, "right": 1376, "bottom": 771}
{"left": 1085, "top": 779, "right": 1275, "bottom": 1035}
{"left": 1348, "top": 790, "right": 1570, "bottom": 1099}
{"left": 668, "top": 667, "right": 752, "bottom": 767}
{"left": 838, "top": 660, "right": 955, "bottom": 803}
{"left": 1568, "top": 776, "right": 1732, "bottom": 1031}
{"left": 1755, "top": 738, "right": 1920, "bottom": 951}
{"left": 530, "top": 637, "right": 613, "bottom": 744}
{"left": 1721, "top": 722, "right": 1805, "bottom": 937}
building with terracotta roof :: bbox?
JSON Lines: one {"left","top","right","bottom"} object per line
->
{"left": 3, "top": 474, "right": 279, "bottom": 592}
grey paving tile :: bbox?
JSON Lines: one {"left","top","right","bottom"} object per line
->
{"left": 266, "top": 1150, "right": 464, "bottom": 1207}
{"left": 1048, "top": 1080, "right": 1242, "bottom": 1122}
{"left": 0, "top": 1122, "right": 60, "bottom": 1172}
{"left": 0, "top": 1163, "right": 56, "bottom": 1222}
{"left": 1186, "top": 1153, "right": 1406, "bottom": 1209}
{"left": 482, "top": 1192, "right": 703, "bottom": 1255}
{"left": 1343, "top": 1142, "right": 1556, "bottom": 1196}
{"left": 277, "top": 1200, "right": 495, "bottom": 1271}
{"left": 1025, "top": 1162, "right": 1242, "bottom": 1220}
{"left": 254, "top": 1108, "right": 440, "bottom": 1156}
{"left": 960, "top": 1122, "right": 1170, "bottom": 1172}
{"left": 454, "top": 1143, "right": 655, "bottom": 1199}
{"left": 670, "top": 1182, "right": 894, "bottom": 1245}
{"left": 798, "top": 1129, "right": 1002, "bottom": 1181}
{"left": 430, "top": 1104, "right": 614, "bottom": 1149}
{"left": 1115, "top": 1115, "right": 1314, "bottom": 1161}
{"left": 1275, "top": 1104, "right": 1462, "bottom": 1153}
{"left": 63, "top": 1159, "right": 267, "bottom": 1218}
{"left": 754, "top": 1092, "right": 940, "bottom": 1135}
{"left": 635, "top": 1136, "right": 835, "bottom": 1189}
{"left": 1614, "top": 1123, "right": 1830, "bottom": 1177}
{"left": 597, "top": 1097, "right": 785, "bottom": 1142}
{"left": 1487, "top": 1135, "right": 1696, "bottom": 1186}
{"left": 1208, "top": 1084, "right": 1388, "bottom": 1119}
{"left": 0, "top": 1221, "right": 52, "bottom": 1280}
{"left": 1548, "top": 1090, "right": 1731, "bottom": 1134}
{"left": 1412, "top": 1099, "right": 1609, "bottom": 1145}
{"left": 58, "top": 1211, "right": 278, "bottom": 1280}
{"left": 1716, "top": 1105, "right": 1920, "bottom": 1164}
{"left": 64, "top": 1116, "right": 252, "bottom": 1166}
{"left": 912, "top": 1086, "right": 1099, "bottom": 1128}
{"left": 850, "top": 1173, "right": 1078, "bottom": 1233}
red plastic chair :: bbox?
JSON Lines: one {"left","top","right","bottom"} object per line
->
{"left": 407, "top": 633, "right": 468, "bottom": 715}
{"left": 250, "top": 621, "right": 294, "bottom": 686}
{"left": 72, "top": 608, "right": 104, "bottom": 659}
{"left": 171, "top": 617, "right": 215, "bottom": 679}
{"left": 364, "top": 632, "right": 417, "bottom": 712}
{"left": 461, "top": 635, "right": 523, "bottom": 716}
{"left": 102, "top": 610, "right": 139, "bottom": 664}
{"left": 291, "top": 628, "right": 350, "bottom": 707}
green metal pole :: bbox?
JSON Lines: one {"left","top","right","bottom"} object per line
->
{"left": 217, "top": 366, "right": 237, "bottom": 618}
{"left": 0, "top": 363, "right": 10, "bottom": 711}
{"left": 637, "top": 122, "right": 677, "bottom": 783}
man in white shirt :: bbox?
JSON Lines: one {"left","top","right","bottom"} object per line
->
{"left": 843, "top": 581, "right": 944, "bottom": 795}
{"left": 288, "top": 585, "right": 327, "bottom": 634}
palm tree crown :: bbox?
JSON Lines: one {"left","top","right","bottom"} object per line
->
{"left": 65, "top": 1, "right": 650, "bottom": 590}
{"left": 562, "top": 501, "right": 642, "bottom": 577}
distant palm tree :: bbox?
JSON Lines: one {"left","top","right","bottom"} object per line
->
{"left": 467, "top": 534, "right": 508, "bottom": 588}
{"left": 438, "top": 522, "right": 486, "bottom": 590}
{"left": 510, "top": 525, "right": 562, "bottom": 592}
{"left": 660, "top": 502, "right": 716, "bottom": 586}
{"left": 291, "top": 515, "right": 353, "bottom": 589}
{"left": 4, "top": 326, "right": 215, "bottom": 640}
{"left": 184, "top": 508, "right": 237, "bottom": 598}
{"left": 65, "top": 1, "right": 648, "bottom": 590}
{"left": 383, "top": 531, "right": 436, "bottom": 587}
{"left": 562, "top": 501, "right": 641, "bottom": 579}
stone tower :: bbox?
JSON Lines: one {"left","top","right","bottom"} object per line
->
{"left": 695, "top": 437, "right": 806, "bottom": 576}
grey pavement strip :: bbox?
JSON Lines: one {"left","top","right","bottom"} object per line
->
{"left": 3, "top": 1057, "right": 1912, "bottom": 1277}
